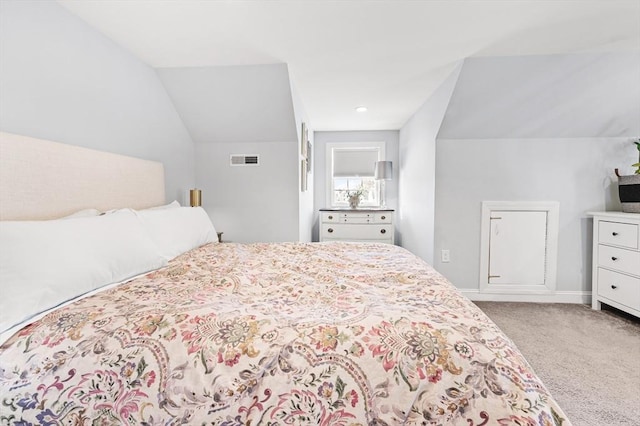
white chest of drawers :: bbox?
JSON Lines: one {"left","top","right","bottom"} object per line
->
{"left": 589, "top": 212, "right": 640, "bottom": 318}
{"left": 319, "top": 209, "right": 394, "bottom": 244}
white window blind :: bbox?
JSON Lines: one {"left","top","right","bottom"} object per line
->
{"left": 333, "top": 149, "right": 378, "bottom": 177}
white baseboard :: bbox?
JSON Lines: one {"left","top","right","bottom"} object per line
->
{"left": 461, "top": 289, "right": 591, "bottom": 304}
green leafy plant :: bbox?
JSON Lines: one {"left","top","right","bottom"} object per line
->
{"left": 633, "top": 139, "right": 640, "bottom": 175}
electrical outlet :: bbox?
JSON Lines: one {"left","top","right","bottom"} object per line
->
{"left": 441, "top": 249, "right": 450, "bottom": 263}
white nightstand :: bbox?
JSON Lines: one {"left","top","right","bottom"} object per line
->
{"left": 588, "top": 211, "right": 640, "bottom": 318}
{"left": 319, "top": 209, "right": 394, "bottom": 244}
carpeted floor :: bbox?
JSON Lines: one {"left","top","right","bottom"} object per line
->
{"left": 474, "top": 302, "right": 640, "bottom": 426}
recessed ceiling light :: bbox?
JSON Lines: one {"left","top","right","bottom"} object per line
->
{"left": 355, "top": 106, "right": 368, "bottom": 113}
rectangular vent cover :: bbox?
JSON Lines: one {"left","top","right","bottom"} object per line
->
{"left": 230, "top": 154, "right": 259, "bottom": 166}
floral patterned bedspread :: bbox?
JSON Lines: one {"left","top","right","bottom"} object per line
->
{"left": 0, "top": 242, "right": 570, "bottom": 425}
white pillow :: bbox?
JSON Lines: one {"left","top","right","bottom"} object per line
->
{"left": 0, "top": 209, "right": 167, "bottom": 334}
{"left": 60, "top": 208, "right": 101, "bottom": 219}
{"left": 135, "top": 207, "right": 217, "bottom": 260}
{"left": 144, "top": 200, "right": 180, "bottom": 211}
{"left": 102, "top": 201, "right": 180, "bottom": 216}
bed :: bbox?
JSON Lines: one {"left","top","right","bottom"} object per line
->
{"left": 0, "top": 132, "right": 570, "bottom": 425}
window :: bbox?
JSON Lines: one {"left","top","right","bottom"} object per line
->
{"left": 326, "top": 142, "right": 385, "bottom": 207}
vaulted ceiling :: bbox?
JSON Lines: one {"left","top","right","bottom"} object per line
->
{"left": 58, "top": 0, "right": 640, "bottom": 131}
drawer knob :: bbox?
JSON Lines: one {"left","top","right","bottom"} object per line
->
{"left": 328, "top": 215, "right": 333, "bottom": 220}
{"left": 611, "top": 285, "right": 618, "bottom": 289}
{"left": 612, "top": 232, "right": 619, "bottom": 236}
{"left": 381, "top": 215, "right": 386, "bottom": 220}
{"left": 380, "top": 229, "right": 386, "bottom": 234}
{"left": 328, "top": 228, "right": 334, "bottom": 233}
{"left": 611, "top": 256, "right": 618, "bottom": 261}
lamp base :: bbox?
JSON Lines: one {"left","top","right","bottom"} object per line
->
{"left": 190, "top": 189, "right": 201, "bottom": 207}
{"left": 379, "top": 180, "right": 386, "bottom": 208}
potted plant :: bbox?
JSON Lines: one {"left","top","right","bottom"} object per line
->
{"left": 347, "top": 189, "right": 363, "bottom": 209}
{"left": 615, "top": 139, "right": 640, "bottom": 213}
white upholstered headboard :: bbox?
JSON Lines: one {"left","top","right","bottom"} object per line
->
{"left": 0, "top": 131, "right": 165, "bottom": 220}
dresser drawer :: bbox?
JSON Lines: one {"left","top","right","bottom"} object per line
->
{"left": 373, "top": 212, "right": 392, "bottom": 223}
{"left": 335, "top": 212, "right": 393, "bottom": 224}
{"left": 340, "top": 212, "right": 375, "bottom": 224}
{"left": 599, "top": 221, "right": 639, "bottom": 249}
{"left": 321, "top": 223, "right": 392, "bottom": 242}
{"left": 598, "top": 245, "right": 640, "bottom": 276}
{"left": 321, "top": 212, "right": 340, "bottom": 223}
{"left": 597, "top": 268, "right": 640, "bottom": 311}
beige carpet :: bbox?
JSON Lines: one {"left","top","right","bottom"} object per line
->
{"left": 475, "top": 302, "right": 640, "bottom": 426}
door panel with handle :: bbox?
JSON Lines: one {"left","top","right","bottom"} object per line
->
{"left": 488, "top": 211, "right": 547, "bottom": 286}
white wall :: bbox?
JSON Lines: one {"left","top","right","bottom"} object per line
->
{"left": 398, "top": 63, "right": 462, "bottom": 264}
{"left": 432, "top": 52, "right": 640, "bottom": 298}
{"left": 312, "top": 130, "right": 399, "bottom": 242}
{"left": 0, "top": 1, "right": 195, "bottom": 202}
{"left": 196, "top": 141, "right": 299, "bottom": 243}
{"left": 157, "top": 64, "right": 298, "bottom": 144}
{"left": 434, "top": 137, "right": 631, "bottom": 294}
{"left": 289, "top": 76, "right": 315, "bottom": 242}
{"left": 162, "top": 63, "right": 307, "bottom": 243}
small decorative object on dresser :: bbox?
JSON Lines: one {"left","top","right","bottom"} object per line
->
{"left": 320, "top": 208, "right": 394, "bottom": 244}
{"left": 347, "top": 190, "right": 363, "bottom": 209}
{"left": 588, "top": 211, "right": 640, "bottom": 319}
{"left": 614, "top": 139, "right": 640, "bottom": 213}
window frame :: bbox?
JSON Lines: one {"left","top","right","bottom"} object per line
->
{"left": 325, "top": 141, "right": 386, "bottom": 208}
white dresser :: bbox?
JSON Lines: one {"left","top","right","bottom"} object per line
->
{"left": 319, "top": 209, "right": 394, "bottom": 244}
{"left": 589, "top": 212, "right": 640, "bottom": 318}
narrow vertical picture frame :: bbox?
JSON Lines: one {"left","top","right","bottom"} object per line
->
{"left": 307, "top": 141, "right": 312, "bottom": 173}
{"left": 301, "top": 122, "right": 308, "bottom": 159}
{"left": 301, "top": 159, "right": 307, "bottom": 191}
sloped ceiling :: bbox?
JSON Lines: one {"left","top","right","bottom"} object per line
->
{"left": 157, "top": 64, "right": 297, "bottom": 143}
{"left": 438, "top": 52, "right": 640, "bottom": 139}
{"left": 58, "top": 0, "right": 640, "bottom": 131}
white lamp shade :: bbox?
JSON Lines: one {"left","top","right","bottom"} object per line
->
{"left": 374, "top": 161, "right": 393, "bottom": 180}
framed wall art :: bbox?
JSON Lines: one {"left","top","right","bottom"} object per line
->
{"left": 301, "top": 159, "right": 308, "bottom": 191}
{"left": 301, "top": 122, "right": 308, "bottom": 158}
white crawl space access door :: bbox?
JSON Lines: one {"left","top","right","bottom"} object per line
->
{"left": 479, "top": 201, "right": 559, "bottom": 294}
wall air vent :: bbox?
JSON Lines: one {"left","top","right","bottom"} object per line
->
{"left": 230, "top": 154, "right": 260, "bottom": 166}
